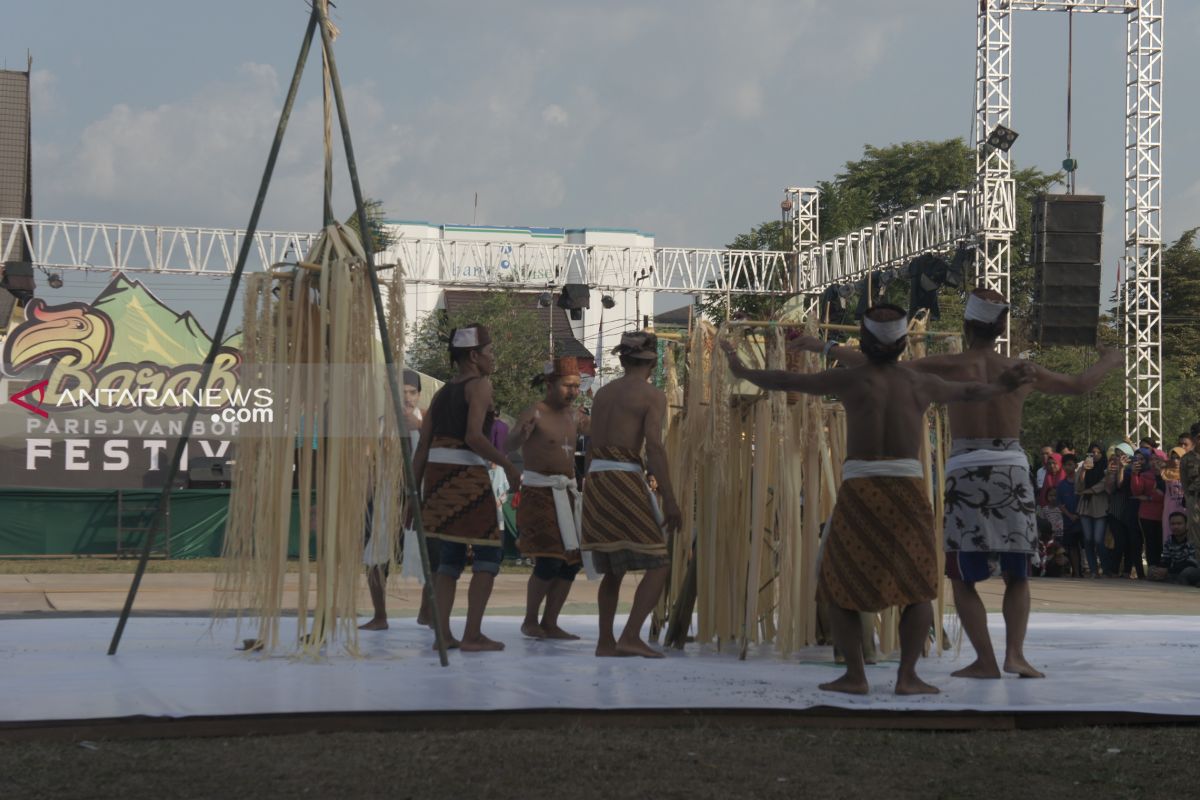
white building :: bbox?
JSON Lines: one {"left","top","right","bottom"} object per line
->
{"left": 380, "top": 221, "right": 656, "bottom": 387}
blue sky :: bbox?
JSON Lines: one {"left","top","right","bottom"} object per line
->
{"left": 5, "top": 1, "right": 1199, "bottom": 322}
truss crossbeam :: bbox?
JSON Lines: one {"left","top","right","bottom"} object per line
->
{"left": 1009, "top": 1, "right": 1135, "bottom": 12}
{"left": 1, "top": 217, "right": 797, "bottom": 296}
{"left": 804, "top": 191, "right": 976, "bottom": 293}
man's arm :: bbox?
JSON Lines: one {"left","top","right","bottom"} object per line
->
{"left": 462, "top": 379, "right": 520, "bottom": 485}
{"left": 723, "top": 340, "right": 854, "bottom": 396}
{"left": 641, "top": 391, "right": 681, "bottom": 532}
{"left": 504, "top": 405, "right": 539, "bottom": 453}
{"left": 919, "top": 362, "right": 1035, "bottom": 405}
{"left": 1032, "top": 345, "right": 1123, "bottom": 395}
{"left": 788, "top": 335, "right": 867, "bottom": 367}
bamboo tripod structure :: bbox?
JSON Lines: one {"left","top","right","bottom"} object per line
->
{"left": 109, "top": 1, "right": 449, "bottom": 664}
{"left": 659, "top": 314, "right": 959, "bottom": 660}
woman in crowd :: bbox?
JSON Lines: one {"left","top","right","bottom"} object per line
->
{"left": 1161, "top": 446, "right": 1187, "bottom": 543}
{"left": 1131, "top": 448, "right": 1166, "bottom": 571}
{"left": 1106, "top": 443, "right": 1140, "bottom": 578}
{"left": 1075, "top": 443, "right": 1111, "bottom": 578}
{"left": 1038, "top": 453, "right": 1066, "bottom": 540}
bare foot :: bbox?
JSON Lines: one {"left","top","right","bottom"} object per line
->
{"left": 431, "top": 637, "right": 461, "bottom": 651}
{"left": 595, "top": 640, "right": 619, "bottom": 657}
{"left": 521, "top": 622, "right": 547, "bottom": 639}
{"left": 460, "top": 635, "right": 505, "bottom": 652}
{"left": 951, "top": 659, "right": 1002, "bottom": 679}
{"left": 541, "top": 624, "right": 580, "bottom": 640}
{"left": 416, "top": 613, "right": 435, "bottom": 628}
{"left": 818, "top": 674, "right": 869, "bottom": 695}
{"left": 616, "top": 637, "right": 665, "bottom": 659}
{"left": 1003, "top": 657, "right": 1045, "bottom": 678}
{"left": 358, "top": 618, "right": 388, "bottom": 631}
{"left": 895, "top": 674, "right": 940, "bottom": 695}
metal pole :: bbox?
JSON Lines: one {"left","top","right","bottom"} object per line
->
{"left": 108, "top": 9, "right": 321, "bottom": 655}
{"left": 315, "top": 1, "right": 449, "bottom": 666}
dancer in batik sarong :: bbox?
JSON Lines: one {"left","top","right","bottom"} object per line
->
{"left": 581, "top": 331, "right": 682, "bottom": 659}
{"left": 724, "top": 305, "right": 1034, "bottom": 695}
{"left": 412, "top": 324, "right": 521, "bottom": 652}
{"left": 507, "top": 356, "right": 589, "bottom": 640}
{"left": 800, "top": 290, "right": 1121, "bottom": 679}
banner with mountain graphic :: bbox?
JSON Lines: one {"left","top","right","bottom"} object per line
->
{"left": 0, "top": 275, "right": 247, "bottom": 489}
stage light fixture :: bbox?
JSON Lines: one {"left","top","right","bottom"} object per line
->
{"left": 986, "top": 124, "right": 1019, "bottom": 152}
{"left": 48, "top": 273, "right": 64, "bottom": 289}
{"left": 537, "top": 291, "right": 553, "bottom": 308}
{"left": 601, "top": 294, "right": 615, "bottom": 309}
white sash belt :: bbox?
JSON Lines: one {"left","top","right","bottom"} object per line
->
{"left": 523, "top": 471, "right": 583, "bottom": 553}
{"left": 945, "top": 449, "right": 1030, "bottom": 474}
{"left": 588, "top": 459, "right": 665, "bottom": 526}
{"left": 841, "top": 458, "right": 923, "bottom": 481}
{"left": 429, "top": 447, "right": 487, "bottom": 467}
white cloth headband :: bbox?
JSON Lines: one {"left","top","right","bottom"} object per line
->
{"left": 451, "top": 328, "right": 480, "bottom": 348}
{"left": 965, "top": 293, "right": 1009, "bottom": 323}
{"left": 863, "top": 314, "right": 908, "bottom": 344}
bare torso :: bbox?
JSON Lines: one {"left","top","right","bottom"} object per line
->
{"left": 587, "top": 376, "right": 656, "bottom": 456}
{"left": 837, "top": 363, "right": 949, "bottom": 460}
{"left": 912, "top": 349, "right": 1030, "bottom": 439}
{"left": 520, "top": 401, "right": 579, "bottom": 477}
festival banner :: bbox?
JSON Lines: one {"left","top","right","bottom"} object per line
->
{"left": 0, "top": 275, "right": 248, "bottom": 489}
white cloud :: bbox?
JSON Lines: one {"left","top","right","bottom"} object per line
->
{"left": 541, "top": 104, "right": 569, "bottom": 127}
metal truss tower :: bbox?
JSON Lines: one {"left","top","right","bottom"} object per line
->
{"left": 988, "top": 0, "right": 1164, "bottom": 440}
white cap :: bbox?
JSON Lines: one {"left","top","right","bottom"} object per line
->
{"left": 862, "top": 313, "right": 908, "bottom": 344}
{"left": 964, "top": 292, "right": 1009, "bottom": 323}
{"left": 451, "top": 327, "right": 480, "bottom": 348}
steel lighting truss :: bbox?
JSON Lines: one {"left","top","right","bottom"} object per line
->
{"left": 806, "top": 0, "right": 1162, "bottom": 440}
{"left": 0, "top": 216, "right": 795, "bottom": 296}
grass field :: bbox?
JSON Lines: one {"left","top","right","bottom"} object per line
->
{"left": 2, "top": 725, "right": 1196, "bottom": 799}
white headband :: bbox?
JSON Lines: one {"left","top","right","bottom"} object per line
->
{"left": 451, "top": 327, "right": 480, "bottom": 348}
{"left": 862, "top": 314, "right": 908, "bottom": 344}
{"left": 964, "top": 293, "right": 1009, "bottom": 323}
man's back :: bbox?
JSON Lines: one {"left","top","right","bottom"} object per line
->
{"left": 913, "top": 350, "right": 1030, "bottom": 439}
{"left": 588, "top": 375, "right": 657, "bottom": 454}
{"left": 838, "top": 362, "right": 950, "bottom": 460}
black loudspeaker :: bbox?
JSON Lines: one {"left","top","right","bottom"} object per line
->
{"left": 1031, "top": 194, "right": 1104, "bottom": 347}
{"left": 0, "top": 287, "right": 17, "bottom": 333}
{"left": 188, "top": 457, "right": 231, "bottom": 488}
{"left": 557, "top": 284, "right": 590, "bottom": 310}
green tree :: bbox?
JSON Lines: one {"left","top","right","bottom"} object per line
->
{"left": 407, "top": 290, "right": 547, "bottom": 417}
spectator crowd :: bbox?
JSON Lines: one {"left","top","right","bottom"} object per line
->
{"left": 1032, "top": 422, "right": 1200, "bottom": 588}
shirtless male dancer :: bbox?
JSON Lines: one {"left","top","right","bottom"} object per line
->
{"left": 581, "top": 331, "right": 683, "bottom": 659}
{"left": 506, "top": 357, "right": 589, "bottom": 640}
{"left": 724, "top": 305, "right": 1035, "bottom": 694}
{"left": 798, "top": 289, "right": 1121, "bottom": 679}
{"left": 412, "top": 324, "right": 521, "bottom": 652}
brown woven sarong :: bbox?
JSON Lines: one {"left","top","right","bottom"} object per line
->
{"left": 816, "top": 475, "right": 938, "bottom": 612}
{"left": 517, "top": 484, "right": 581, "bottom": 564}
{"left": 581, "top": 446, "right": 666, "bottom": 556}
{"left": 422, "top": 436, "right": 500, "bottom": 546}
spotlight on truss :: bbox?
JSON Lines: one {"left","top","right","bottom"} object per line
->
{"left": 986, "top": 124, "right": 1019, "bottom": 152}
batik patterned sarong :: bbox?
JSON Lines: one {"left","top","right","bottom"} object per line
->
{"left": 943, "top": 438, "right": 1037, "bottom": 554}
{"left": 421, "top": 436, "right": 500, "bottom": 546}
{"left": 817, "top": 466, "right": 938, "bottom": 612}
{"left": 580, "top": 446, "right": 666, "bottom": 556}
{"left": 517, "top": 484, "right": 581, "bottom": 563}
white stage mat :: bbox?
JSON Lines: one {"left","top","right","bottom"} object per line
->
{"left": 3, "top": 614, "right": 1199, "bottom": 724}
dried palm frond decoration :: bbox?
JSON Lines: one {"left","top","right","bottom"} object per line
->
{"left": 661, "top": 314, "right": 959, "bottom": 660}
{"left": 216, "top": 223, "right": 407, "bottom": 657}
